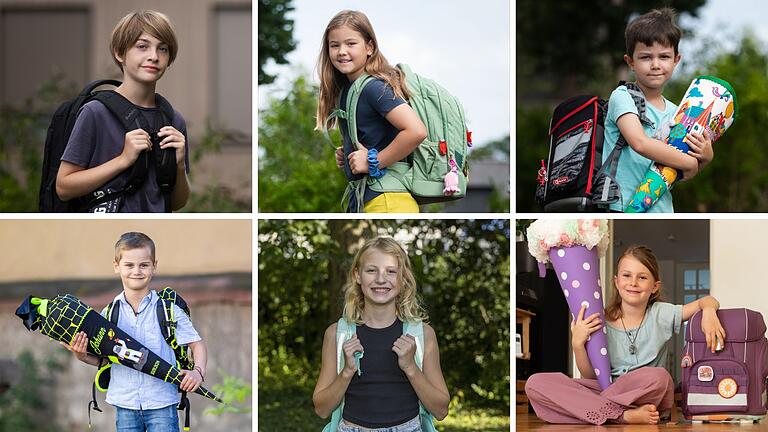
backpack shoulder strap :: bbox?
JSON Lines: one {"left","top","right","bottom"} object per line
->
{"left": 150, "top": 93, "right": 178, "bottom": 213}
{"left": 344, "top": 73, "right": 376, "bottom": 151}
{"left": 622, "top": 82, "right": 655, "bottom": 129}
{"left": 92, "top": 90, "right": 150, "bottom": 132}
{"left": 156, "top": 293, "right": 175, "bottom": 344}
{"left": 105, "top": 299, "right": 120, "bottom": 324}
{"left": 334, "top": 317, "right": 357, "bottom": 374}
{"left": 403, "top": 320, "right": 439, "bottom": 431}
{"left": 403, "top": 320, "right": 425, "bottom": 370}
{"left": 154, "top": 93, "right": 175, "bottom": 125}
{"left": 325, "top": 317, "right": 357, "bottom": 432}
{"left": 594, "top": 82, "right": 655, "bottom": 185}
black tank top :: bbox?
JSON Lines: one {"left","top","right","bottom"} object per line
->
{"left": 342, "top": 318, "right": 419, "bottom": 427}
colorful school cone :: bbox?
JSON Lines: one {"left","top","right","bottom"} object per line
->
{"left": 14, "top": 294, "right": 222, "bottom": 403}
{"left": 527, "top": 219, "right": 612, "bottom": 389}
{"left": 625, "top": 76, "right": 738, "bottom": 212}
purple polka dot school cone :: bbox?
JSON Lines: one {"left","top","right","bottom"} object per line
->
{"left": 527, "top": 219, "right": 612, "bottom": 389}
{"left": 547, "top": 244, "right": 611, "bottom": 389}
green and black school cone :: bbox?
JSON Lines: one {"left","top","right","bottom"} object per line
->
{"left": 15, "top": 294, "right": 222, "bottom": 403}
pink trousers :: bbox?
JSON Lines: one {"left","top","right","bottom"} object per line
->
{"left": 524, "top": 367, "right": 675, "bottom": 425}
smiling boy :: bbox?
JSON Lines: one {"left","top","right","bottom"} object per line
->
{"left": 56, "top": 10, "right": 190, "bottom": 212}
{"left": 63, "top": 232, "right": 207, "bottom": 431}
{"left": 602, "top": 8, "right": 714, "bottom": 212}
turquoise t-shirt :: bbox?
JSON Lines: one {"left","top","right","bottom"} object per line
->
{"left": 602, "top": 86, "right": 679, "bottom": 212}
{"left": 606, "top": 301, "right": 683, "bottom": 380}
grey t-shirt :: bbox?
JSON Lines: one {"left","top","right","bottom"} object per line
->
{"left": 607, "top": 301, "right": 683, "bottom": 379}
{"left": 60, "top": 99, "right": 190, "bottom": 212}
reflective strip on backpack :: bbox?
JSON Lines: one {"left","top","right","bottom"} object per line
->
{"left": 687, "top": 392, "right": 747, "bottom": 407}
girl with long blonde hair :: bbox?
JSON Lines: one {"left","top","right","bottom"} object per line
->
{"left": 316, "top": 10, "right": 427, "bottom": 213}
{"left": 313, "top": 237, "right": 449, "bottom": 431}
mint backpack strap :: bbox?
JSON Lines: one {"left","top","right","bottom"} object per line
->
{"left": 345, "top": 73, "right": 375, "bottom": 151}
{"left": 322, "top": 108, "right": 348, "bottom": 151}
{"left": 325, "top": 318, "right": 358, "bottom": 431}
{"left": 403, "top": 320, "right": 438, "bottom": 432}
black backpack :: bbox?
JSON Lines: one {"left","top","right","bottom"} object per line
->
{"left": 39, "top": 80, "right": 178, "bottom": 213}
{"left": 91, "top": 288, "right": 196, "bottom": 429}
{"left": 535, "top": 82, "right": 653, "bottom": 212}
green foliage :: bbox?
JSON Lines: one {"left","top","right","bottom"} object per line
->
{"left": 258, "top": 346, "right": 325, "bottom": 431}
{"left": 204, "top": 370, "right": 252, "bottom": 416}
{"left": 258, "top": 75, "right": 349, "bottom": 212}
{"left": 0, "top": 74, "right": 71, "bottom": 211}
{"left": 258, "top": 0, "right": 297, "bottom": 85}
{"left": 184, "top": 120, "right": 251, "bottom": 212}
{"left": 515, "top": 106, "right": 551, "bottom": 212}
{"left": 517, "top": 0, "right": 706, "bottom": 97}
{"left": 469, "top": 135, "right": 510, "bottom": 161}
{"left": 437, "top": 408, "right": 510, "bottom": 432}
{"left": 258, "top": 219, "right": 510, "bottom": 429}
{"left": 0, "top": 350, "right": 63, "bottom": 431}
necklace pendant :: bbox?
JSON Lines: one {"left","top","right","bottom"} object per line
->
{"left": 629, "top": 344, "right": 637, "bottom": 355}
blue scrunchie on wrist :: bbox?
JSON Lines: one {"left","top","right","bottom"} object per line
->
{"left": 367, "top": 148, "right": 387, "bottom": 179}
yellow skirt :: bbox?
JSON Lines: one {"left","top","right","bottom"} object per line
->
{"left": 363, "top": 192, "right": 420, "bottom": 213}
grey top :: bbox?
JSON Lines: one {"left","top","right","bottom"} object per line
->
{"left": 61, "top": 99, "right": 190, "bottom": 212}
{"left": 607, "top": 301, "right": 683, "bottom": 379}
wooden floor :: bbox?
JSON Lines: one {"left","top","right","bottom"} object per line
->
{"left": 517, "top": 412, "right": 768, "bottom": 431}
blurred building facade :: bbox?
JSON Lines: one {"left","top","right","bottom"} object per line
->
{"left": 0, "top": 220, "right": 252, "bottom": 431}
{"left": 0, "top": 0, "right": 252, "bottom": 202}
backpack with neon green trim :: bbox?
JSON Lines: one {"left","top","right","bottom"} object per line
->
{"left": 90, "top": 287, "right": 196, "bottom": 429}
{"left": 325, "top": 64, "right": 471, "bottom": 211}
{"left": 322, "top": 317, "right": 439, "bottom": 432}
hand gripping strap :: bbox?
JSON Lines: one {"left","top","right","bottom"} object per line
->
{"left": 324, "top": 318, "right": 357, "bottom": 432}
{"left": 403, "top": 320, "right": 438, "bottom": 432}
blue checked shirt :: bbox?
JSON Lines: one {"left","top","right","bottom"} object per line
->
{"left": 102, "top": 290, "right": 201, "bottom": 410}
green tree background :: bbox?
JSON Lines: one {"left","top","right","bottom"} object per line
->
{"left": 516, "top": 1, "right": 768, "bottom": 212}
{"left": 258, "top": 219, "right": 510, "bottom": 431}
{"left": 258, "top": 0, "right": 297, "bottom": 85}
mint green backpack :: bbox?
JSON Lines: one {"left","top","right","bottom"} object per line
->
{"left": 322, "top": 318, "right": 439, "bottom": 432}
{"left": 324, "top": 64, "right": 471, "bottom": 211}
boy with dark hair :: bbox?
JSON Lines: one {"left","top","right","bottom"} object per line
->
{"left": 602, "top": 8, "right": 713, "bottom": 213}
{"left": 63, "top": 232, "right": 207, "bottom": 431}
{"left": 56, "top": 10, "right": 190, "bottom": 212}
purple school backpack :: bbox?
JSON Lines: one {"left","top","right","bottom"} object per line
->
{"left": 681, "top": 309, "right": 768, "bottom": 418}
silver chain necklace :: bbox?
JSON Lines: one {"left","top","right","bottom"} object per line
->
{"left": 620, "top": 310, "right": 647, "bottom": 355}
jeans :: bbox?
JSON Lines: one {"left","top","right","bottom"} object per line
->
{"left": 116, "top": 405, "right": 179, "bottom": 432}
{"left": 338, "top": 415, "right": 421, "bottom": 432}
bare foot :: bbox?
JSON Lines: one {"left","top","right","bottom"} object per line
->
{"left": 623, "top": 404, "right": 660, "bottom": 424}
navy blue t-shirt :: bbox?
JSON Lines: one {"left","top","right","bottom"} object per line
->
{"left": 61, "top": 100, "right": 190, "bottom": 212}
{"left": 339, "top": 78, "right": 406, "bottom": 210}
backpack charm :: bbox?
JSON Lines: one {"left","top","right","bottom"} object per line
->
{"left": 466, "top": 130, "right": 473, "bottom": 147}
{"left": 537, "top": 160, "right": 547, "bottom": 185}
{"left": 443, "top": 159, "right": 460, "bottom": 196}
{"left": 681, "top": 354, "right": 692, "bottom": 368}
{"left": 439, "top": 140, "right": 447, "bottom": 156}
